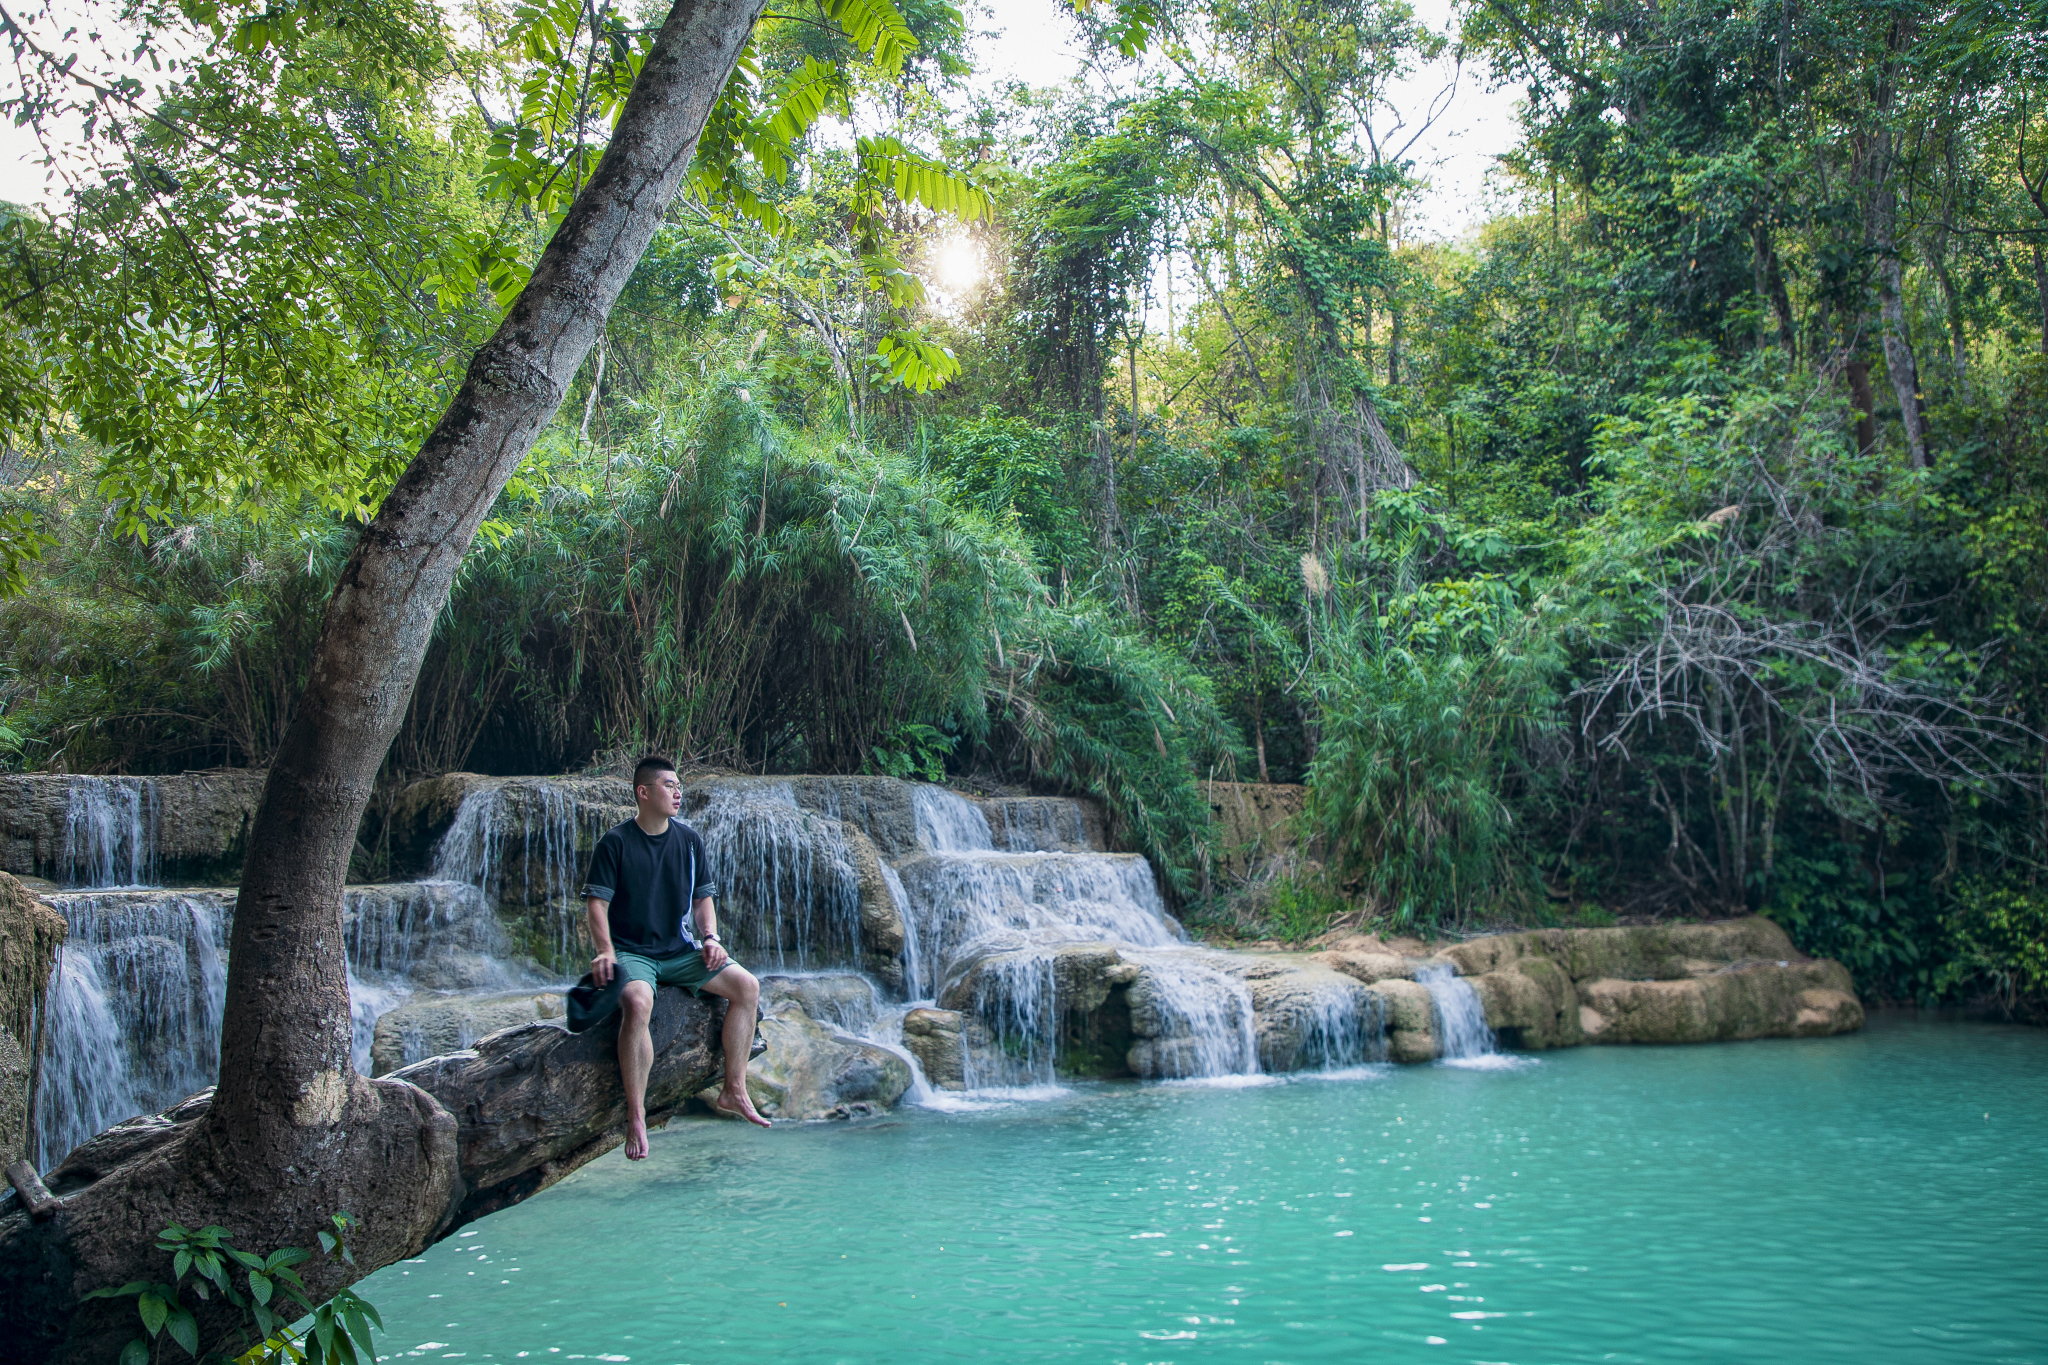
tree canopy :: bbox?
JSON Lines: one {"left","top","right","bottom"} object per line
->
{"left": 7, "top": 0, "right": 2048, "bottom": 1022}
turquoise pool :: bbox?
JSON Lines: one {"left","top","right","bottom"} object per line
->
{"left": 361, "top": 1017, "right": 2048, "bottom": 1364}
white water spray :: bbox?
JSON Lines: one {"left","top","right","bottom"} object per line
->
{"left": 61, "top": 777, "right": 160, "bottom": 888}
{"left": 1416, "top": 963, "right": 1497, "bottom": 1061}
{"left": 33, "top": 890, "right": 228, "bottom": 1167}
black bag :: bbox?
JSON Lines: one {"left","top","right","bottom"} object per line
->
{"left": 564, "top": 970, "right": 628, "bottom": 1034}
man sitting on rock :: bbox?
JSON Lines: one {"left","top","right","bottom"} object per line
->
{"left": 583, "top": 755, "right": 771, "bottom": 1150}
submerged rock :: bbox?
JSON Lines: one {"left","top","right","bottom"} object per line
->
{"left": 370, "top": 991, "right": 567, "bottom": 1076}
{"left": 761, "top": 973, "right": 881, "bottom": 1034}
{"left": 714, "top": 1002, "right": 911, "bottom": 1120}
{"left": 901, "top": 1007, "right": 965, "bottom": 1089}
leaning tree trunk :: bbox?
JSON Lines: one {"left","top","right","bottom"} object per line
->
{"left": 0, "top": 0, "right": 765, "bottom": 1358}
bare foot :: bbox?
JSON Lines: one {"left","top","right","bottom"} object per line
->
{"left": 714, "top": 1087, "right": 772, "bottom": 1128}
{"left": 625, "top": 1113, "right": 650, "bottom": 1159}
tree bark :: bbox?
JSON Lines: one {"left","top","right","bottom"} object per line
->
{"left": 1870, "top": 168, "right": 1926, "bottom": 468}
{"left": 1867, "top": 33, "right": 1924, "bottom": 468}
{"left": 1751, "top": 220, "right": 1796, "bottom": 356}
{"left": 2035, "top": 242, "right": 2048, "bottom": 355}
{"left": 1845, "top": 357, "right": 1878, "bottom": 452}
{"left": 1875, "top": 243, "right": 1926, "bottom": 468}
{"left": 0, "top": 0, "right": 764, "bottom": 1356}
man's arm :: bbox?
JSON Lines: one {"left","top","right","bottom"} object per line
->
{"left": 694, "top": 896, "right": 727, "bottom": 971}
{"left": 588, "top": 897, "right": 618, "bottom": 984}
{"left": 582, "top": 833, "right": 620, "bottom": 983}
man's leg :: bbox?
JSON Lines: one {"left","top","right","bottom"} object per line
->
{"left": 701, "top": 966, "right": 771, "bottom": 1128}
{"left": 618, "top": 979, "right": 657, "bottom": 1159}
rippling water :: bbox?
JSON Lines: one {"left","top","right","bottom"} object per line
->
{"left": 361, "top": 1017, "right": 2048, "bottom": 1364}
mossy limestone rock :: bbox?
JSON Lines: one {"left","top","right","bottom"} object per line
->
{"left": 1201, "top": 781, "right": 1307, "bottom": 882}
{"left": 717, "top": 1003, "right": 911, "bottom": 1120}
{"left": 761, "top": 973, "right": 881, "bottom": 1034}
{"left": 1365, "top": 978, "right": 1439, "bottom": 1063}
{"left": 0, "top": 1027, "right": 28, "bottom": 1170}
{"left": 1577, "top": 959, "right": 1861, "bottom": 1044}
{"left": 1467, "top": 955, "right": 1584, "bottom": 1050}
{"left": 901, "top": 1007, "right": 965, "bottom": 1090}
{"left": 1311, "top": 947, "right": 1415, "bottom": 984}
{"left": 1443, "top": 917, "right": 1802, "bottom": 983}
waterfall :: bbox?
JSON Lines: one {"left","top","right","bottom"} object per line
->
{"left": 431, "top": 782, "right": 608, "bottom": 971}
{"left": 343, "top": 880, "right": 521, "bottom": 984}
{"left": 881, "top": 863, "right": 924, "bottom": 1000}
{"left": 34, "top": 890, "right": 228, "bottom": 1167}
{"left": 895, "top": 787, "right": 1271, "bottom": 1085}
{"left": 695, "top": 784, "right": 865, "bottom": 974}
{"left": 1416, "top": 964, "right": 1497, "bottom": 1061}
{"left": 911, "top": 785, "right": 996, "bottom": 853}
{"left": 1126, "top": 951, "right": 1261, "bottom": 1079}
{"left": 891, "top": 852, "right": 1176, "bottom": 1000}
{"left": 33, "top": 881, "right": 537, "bottom": 1168}
{"left": 1289, "top": 981, "right": 1389, "bottom": 1070}
{"left": 959, "top": 950, "right": 1060, "bottom": 1087}
{"left": 61, "top": 777, "right": 160, "bottom": 888}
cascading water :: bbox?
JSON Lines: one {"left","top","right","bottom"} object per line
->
{"left": 1121, "top": 952, "right": 1261, "bottom": 1081}
{"left": 432, "top": 782, "right": 607, "bottom": 971}
{"left": 982, "top": 798, "right": 1091, "bottom": 854}
{"left": 695, "top": 784, "right": 865, "bottom": 974}
{"left": 1291, "top": 982, "right": 1389, "bottom": 1069}
{"left": 34, "top": 890, "right": 228, "bottom": 1167}
{"left": 1416, "top": 963, "right": 1497, "bottom": 1061}
{"left": 891, "top": 787, "right": 1318, "bottom": 1086}
{"left": 61, "top": 777, "right": 160, "bottom": 888}
{"left": 34, "top": 880, "right": 538, "bottom": 1168}
{"left": 881, "top": 863, "right": 921, "bottom": 1000}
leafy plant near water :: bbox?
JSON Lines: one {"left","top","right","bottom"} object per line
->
{"left": 83, "top": 1214, "right": 381, "bottom": 1365}
{"left": 1939, "top": 879, "right": 2048, "bottom": 1023}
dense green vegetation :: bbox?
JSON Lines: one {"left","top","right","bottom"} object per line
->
{"left": 5, "top": 0, "right": 2047, "bottom": 1017}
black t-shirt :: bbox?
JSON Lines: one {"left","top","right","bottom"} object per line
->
{"left": 580, "top": 818, "right": 719, "bottom": 957}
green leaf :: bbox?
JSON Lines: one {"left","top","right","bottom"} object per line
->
{"left": 167, "top": 1307, "right": 199, "bottom": 1355}
{"left": 342, "top": 1301, "right": 374, "bottom": 1351}
{"left": 138, "top": 1292, "right": 169, "bottom": 1335}
{"left": 172, "top": 1248, "right": 192, "bottom": 1280}
{"left": 313, "top": 1307, "right": 338, "bottom": 1360}
{"left": 119, "top": 1338, "right": 149, "bottom": 1365}
{"left": 248, "top": 1270, "right": 273, "bottom": 1306}
{"left": 762, "top": 57, "right": 846, "bottom": 154}
{"left": 82, "top": 1281, "right": 151, "bottom": 1301}
{"left": 821, "top": 0, "right": 919, "bottom": 75}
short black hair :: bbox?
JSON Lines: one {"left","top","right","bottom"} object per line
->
{"left": 632, "top": 755, "right": 677, "bottom": 791}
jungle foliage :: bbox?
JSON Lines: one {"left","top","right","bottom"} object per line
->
{"left": 5, "top": 0, "right": 2048, "bottom": 1014}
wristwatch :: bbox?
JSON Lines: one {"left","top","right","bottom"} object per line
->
{"left": 701, "top": 934, "right": 721, "bottom": 945}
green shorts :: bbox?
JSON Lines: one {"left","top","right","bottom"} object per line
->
{"left": 615, "top": 947, "right": 735, "bottom": 997}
